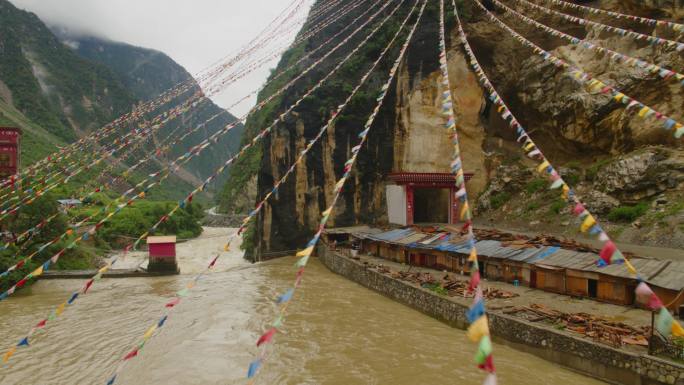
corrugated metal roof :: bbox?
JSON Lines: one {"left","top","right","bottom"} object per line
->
{"left": 396, "top": 233, "right": 429, "bottom": 245}
{"left": 360, "top": 228, "right": 684, "bottom": 292}
{"left": 369, "top": 228, "right": 413, "bottom": 242}
{"left": 648, "top": 260, "right": 684, "bottom": 291}
{"left": 537, "top": 250, "right": 596, "bottom": 270}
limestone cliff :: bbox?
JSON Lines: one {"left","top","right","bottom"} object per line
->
{"left": 220, "top": 0, "right": 684, "bottom": 258}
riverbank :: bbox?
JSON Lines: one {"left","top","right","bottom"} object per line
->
{"left": 318, "top": 246, "right": 684, "bottom": 385}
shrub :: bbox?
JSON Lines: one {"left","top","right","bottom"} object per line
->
{"left": 607, "top": 203, "right": 649, "bottom": 222}
{"left": 490, "top": 192, "right": 512, "bottom": 210}
{"left": 526, "top": 202, "right": 540, "bottom": 212}
{"left": 525, "top": 179, "right": 546, "bottom": 194}
{"left": 549, "top": 199, "right": 566, "bottom": 214}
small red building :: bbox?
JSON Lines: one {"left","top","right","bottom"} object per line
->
{"left": 386, "top": 172, "right": 474, "bottom": 225}
{"left": 147, "top": 235, "right": 179, "bottom": 273}
{"left": 0, "top": 127, "right": 21, "bottom": 178}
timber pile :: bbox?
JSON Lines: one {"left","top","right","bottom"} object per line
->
{"left": 386, "top": 270, "right": 518, "bottom": 300}
{"left": 504, "top": 303, "right": 650, "bottom": 348}
{"left": 473, "top": 228, "right": 598, "bottom": 253}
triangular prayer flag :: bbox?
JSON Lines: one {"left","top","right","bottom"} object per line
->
{"left": 3, "top": 347, "right": 16, "bottom": 363}
{"left": 17, "top": 337, "right": 29, "bottom": 347}
{"left": 467, "top": 315, "right": 490, "bottom": 342}
{"left": 247, "top": 359, "right": 261, "bottom": 378}
{"left": 580, "top": 215, "right": 596, "bottom": 233}
{"left": 672, "top": 320, "right": 684, "bottom": 337}
{"left": 296, "top": 246, "right": 314, "bottom": 258}
{"left": 467, "top": 300, "right": 486, "bottom": 323}
{"left": 276, "top": 289, "right": 294, "bottom": 304}
{"left": 656, "top": 307, "right": 674, "bottom": 338}
{"left": 475, "top": 335, "right": 492, "bottom": 365}
{"left": 256, "top": 328, "right": 277, "bottom": 347}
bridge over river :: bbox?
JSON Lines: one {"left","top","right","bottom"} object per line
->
{"left": 0, "top": 227, "right": 605, "bottom": 384}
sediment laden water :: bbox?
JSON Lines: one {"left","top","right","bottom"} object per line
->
{"left": 0, "top": 228, "right": 605, "bottom": 384}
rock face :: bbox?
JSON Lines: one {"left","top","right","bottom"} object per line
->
{"left": 596, "top": 148, "right": 684, "bottom": 202}
{"left": 221, "top": 0, "right": 684, "bottom": 256}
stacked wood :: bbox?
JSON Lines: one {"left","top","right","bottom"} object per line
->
{"left": 505, "top": 303, "right": 650, "bottom": 348}
{"left": 385, "top": 270, "right": 518, "bottom": 299}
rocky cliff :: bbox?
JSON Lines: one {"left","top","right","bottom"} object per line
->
{"left": 220, "top": 0, "right": 684, "bottom": 257}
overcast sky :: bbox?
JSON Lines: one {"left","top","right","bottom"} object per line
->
{"left": 9, "top": 0, "right": 313, "bottom": 115}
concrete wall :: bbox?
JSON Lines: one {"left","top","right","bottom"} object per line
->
{"left": 317, "top": 246, "right": 684, "bottom": 385}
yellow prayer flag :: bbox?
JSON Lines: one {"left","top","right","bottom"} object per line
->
{"left": 99, "top": 266, "right": 109, "bottom": 274}
{"left": 523, "top": 142, "right": 535, "bottom": 151}
{"left": 467, "top": 316, "right": 490, "bottom": 342}
{"left": 143, "top": 325, "right": 158, "bottom": 340}
{"left": 56, "top": 302, "right": 66, "bottom": 316}
{"left": 223, "top": 243, "right": 231, "bottom": 252}
{"left": 561, "top": 184, "right": 570, "bottom": 200}
{"left": 624, "top": 259, "right": 637, "bottom": 275}
{"left": 296, "top": 246, "right": 314, "bottom": 258}
{"left": 321, "top": 208, "right": 332, "bottom": 217}
{"left": 580, "top": 215, "right": 596, "bottom": 233}
{"left": 638, "top": 106, "right": 650, "bottom": 117}
{"left": 468, "top": 247, "right": 478, "bottom": 262}
{"left": 613, "top": 93, "right": 625, "bottom": 102}
{"left": 460, "top": 202, "right": 470, "bottom": 220}
{"left": 537, "top": 160, "right": 550, "bottom": 173}
{"left": 33, "top": 266, "right": 44, "bottom": 277}
{"left": 3, "top": 347, "right": 16, "bottom": 363}
{"left": 673, "top": 320, "right": 684, "bottom": 337}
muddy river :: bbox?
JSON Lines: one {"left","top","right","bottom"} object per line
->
{"left": 0, "top": 227, "right": 605, "bottom": 384}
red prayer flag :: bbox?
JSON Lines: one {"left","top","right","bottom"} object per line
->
{"left": 165, "top": 298, "right": 181, "bottom": 308}
{"left": 469, "top": 271, "right": 481, "bottom": 292}
{"left": 83, "top": 279, "right": 94, "bottom": 294}
{"left": 477, "top": 354, "right": 495, "bottom": 373}
{"left": 256, "top": 328, "right": 277, "bottom": 347}
{"left": 35, "top": 319, "right": 47, "bottom": 328}
{"left": 599, "top": 241, "right": 617, "bottom": 265}
{"left": 123, "top": 349, "right": 138, "bottom": 361}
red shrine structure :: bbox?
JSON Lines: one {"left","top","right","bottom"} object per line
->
{"left": 0, "top": 127, "right": 21, "bottom": 178}
{"left": 386, "top": 172, "right": 474, "bottom": 226}
{"left": 147, "top": 235, "right": 179, "bottom": 273}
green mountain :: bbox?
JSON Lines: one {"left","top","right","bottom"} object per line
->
{"left": 0, "top": 0, "right": 136, "bottom": 164}
{"left": 0, "top": 0, "right": 244, "bottom": 198}
{"left": 53, "top": 32, "right": 246, "bottom": 191}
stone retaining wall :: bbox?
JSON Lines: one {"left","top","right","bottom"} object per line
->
{"left": 317, "top": 246, "right": 684, "bottom": 385}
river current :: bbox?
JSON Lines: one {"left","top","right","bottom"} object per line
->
{"left": 0, "top": 227, "right": 605, "bottom": 384}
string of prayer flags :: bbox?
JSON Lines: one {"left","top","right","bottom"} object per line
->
{"left": 0, "top": 0, "right": 398, "bottom": 289}
{"left": 244, "top": 2, "right": 426, "bottom": 379}
{"left": 95, "top": 3, "right": 417, "bottom": 383}
{"left": 528, "top": 0, "right": 684, "bottom": 53}
{"left": 443, "top": 2, "right": 495, "bottom": 382}
{"left": 542, "top": 0, "right": 684, "bottom": 35}
{"left": 498, "top": 0, "right": 684, "bottom": 88}
{"left": 472, "top": 0, "right": 684, "bottom": 141}
{"left": 458, "top": 3, "right": 684, "bottom": 351}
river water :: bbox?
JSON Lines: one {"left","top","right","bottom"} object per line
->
{"left": 0, "top": 227, "right": 605, "bottom": 385}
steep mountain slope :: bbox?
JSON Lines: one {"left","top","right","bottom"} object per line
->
{"left": 0, "top": 0, "right": 244, "bottom": 198}
{"left": 220, "top": 0, "right": 684, "bottom": 258}
{"left": 52, "top": 32, "right": 246, "bottom": 189}
{"left": 0, "top": 0, "right": 136, "bottom": 163}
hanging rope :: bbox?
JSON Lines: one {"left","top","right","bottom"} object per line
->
{"left": 457, "top": 0, "right": 683, "bottom": 349}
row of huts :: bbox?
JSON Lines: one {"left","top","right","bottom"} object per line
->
{"left": 324, "top": 226, "right": 684, "bottom": 314}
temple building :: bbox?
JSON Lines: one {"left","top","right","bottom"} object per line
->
{"left": 386, "top": 172, "right": 474, "bottom": 225}
{"left": 0, "top": 127, "right": 21, "bottom": 178}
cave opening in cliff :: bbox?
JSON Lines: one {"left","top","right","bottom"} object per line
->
{"left": 413, "top": 188, "right": 450, "bottom": 223}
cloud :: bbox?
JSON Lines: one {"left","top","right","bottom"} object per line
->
{"left": 9, "top": 0, "right": 310, "bottom": 115}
